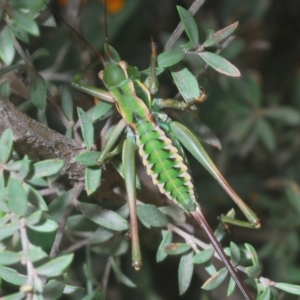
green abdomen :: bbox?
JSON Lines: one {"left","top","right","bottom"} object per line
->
{"left": 135, "top": 118, "right": 197, "bottom": 212}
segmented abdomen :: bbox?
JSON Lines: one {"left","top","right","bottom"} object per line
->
{"left": 135, "top": 118, "right": 197, "bottom": 212}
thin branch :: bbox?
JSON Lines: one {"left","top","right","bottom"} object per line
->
{"left": 50, "top": 183, "right": 84, "bottom": 258}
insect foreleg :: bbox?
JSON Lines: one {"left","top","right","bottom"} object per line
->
{"left": 72, "top": 63, "right": 114, "bottom": 103}
{"left": 122, "top": 132, "right": 142, "bottom": 270}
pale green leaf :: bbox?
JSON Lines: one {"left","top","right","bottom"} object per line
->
{"left": 178, "top": 252, "right": 194, "bottom": 295}
{"left": 202, "top": 268, "right": 228, "bottom": 290}
{"left": 198, "top": 52, "right": 240, "bottom": 77}
{"left": 36, "top": 254, "right": 74, "bottom": 277}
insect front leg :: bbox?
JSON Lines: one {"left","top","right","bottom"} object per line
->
{"left": 122, "top": 130, "right": 142, "bottom": 270}
{"left": 71, "top": 62, "right": 114, "bottom": 103}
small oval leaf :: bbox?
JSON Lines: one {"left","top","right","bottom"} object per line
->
{"left": 157, "top": 48, "right": 185, "bottom": 68}
{"left": 77, "top": 107, "right": 94, "bottom": 150}
{"left": 274, "top": 283, "right": 300, "bottom": 296}
{"left": 202, "top": 268, "right": 228, "bottom": 290}
{"left": 32, "top": 159, "right": 64, "bottom": 178}
{"left": 163, "top": 243, "right": 191, "bottom": 255}
{"left": 74, "top": 152, "right": 100, "bottom": 167}
{"left": 137, "top": 204, "right": 168, "bottom": 228}
{"left": 8, "top": 177, "right": 28, "bottom": 216}
{"left": 178, "top": 252, "right": 194, "bottom": 295}
{"left": 36, "top": 254, "right": 74, "bottom": 277}
{"left": 198, "top": 52, "right": 240, "bottom": 77}
{"left": 0, "top": 128, "right": 13, "bottom": 164}
{"left": 78, "top": 202, "right": 128, "bottom": 231}
{"left": 193, "top": 247, "right": 214, "bottom": 264}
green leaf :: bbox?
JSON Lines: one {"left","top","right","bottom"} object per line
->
{"left": 244, "top": 243, "right": 259, "bottom": 266}
{"left": 61, "top": 85, "right": 74, "bottom": 121}
{"left": 264, "top": 107, "right": 300, "bottom": 125}
{"left": 27, "top": 218, "right": 58, "bottom": 233}
{"left": 48, "top": 189, "right": 74, "bottom": 222}
{"left": 26, "top": 210, "right": 42, "bottom": 226}
{"left": 285, "top": 181, "right": 300, "bottom": 215}
{"left": 18, "top": 156, "right": 31, "bottom": 180}
{"left": 10, "top": 9, "right": 39, "bottom": 36}
{"left": 198, "top": 52, "right": 241, "bottom": 77}
{"left": 0, "top": 80, "right": 10, "bottom": 98}
{"left": 63, "top": 284, "right": 85, "bottom": 295}
{"left": 163, "top": 243, "right": 191, "bottom": 255}
{"left": 0, "top": 266, "right": 27, "bottom": 286}
{"left": 137, "top": 204, "right": 168, "bottom": 228}
{"left": 91, "top": 226, "right": 114, "bottom": 244}
{"left": 156, "top": 230, "right": 173, "bottom": 262}
{"left": 36, "top": 254, "right": 74, "bottom": 277}
{"left": 230, "top": 242, "right": 241, "bottom": 267}
{"left": 256, "top": 119, "right": 276, "bottom": 152}
{"left": 85, "top": 167, "right": 102, "bottom": 195}
{"left": 177, "top": 6, "right": 199, "bottom": 47}
{"left": 30, "top": 73, "right": 46, "bottom": 111}
{"left": 203, "top": 22, "right": 239, "bottom": 47}
{"left": 0, "top": 26, "right": 15, "bottom": 65}
{"left": 27, "top": 246, "right": 48, "bottom": 263}
{"left": 8, "top": 177, "right": 28, "bottom": 216}
{"left": 227, "top": 277, "right": 236, "bottom": 296}
{"left": 0, "top": 251, "right": 21, "bottom": 265}
{"left": 0, "top": 223, "right": 19, "bottom": 240}
{"left": 78, "top": 202, "right": 128, "bottom": 231}
{"left": 157, "top": 48, "right": 185, "bottom": 68}
{"left": 172, "top": 67, "right": 201, "bottom": 103}
{"left": 43, "top": 279, "right": 65, "bottom": 300}
{"left": 274, "top": 283, "right": 300, "bottom": 296}
{"left": 1, "top": 292, "right": 25, "bottom": 300}
{"left": 23, "top": 183, "right": 48, "bottom": 211}
{"left": 245, "top": 265, "right": 261, "bottom": 279}
{"left": 111, "top": 258, "right": 136, "bottom": 288}
{"left": 77, "top": 107, "right": 94, "bottom": 150}
{"left": 178, "top": 252, "right": 194, "bottom": 295}
{"left": 193, "top": 248, "right": 214, "bottom": 264}
{"left": 258, "top": 287, "right": 271, "bottom": 300}
{"left": 202, "top": 268, "right": 228, "bottom": 290}
{"left": 74, "top": 152, "right": 100, "bottom": 166}
{"left": 0, "top": 128, "right": 13, "bottom": 164}
{"left": 8, "top": 22, "right": 29, "bottom": 43}
{"left": 32, "top": 159, "right": 64, "bottom": 178}
{"left": 92, "top": 101, "right": 113, "bottom": 122}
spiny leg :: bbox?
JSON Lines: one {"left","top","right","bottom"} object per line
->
{"left": 122, "top": 132, "right": 142, "bottom": 270}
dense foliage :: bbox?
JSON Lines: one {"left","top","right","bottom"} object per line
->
{"left": 1, "top": 0, "right": 300, "bottom": 299}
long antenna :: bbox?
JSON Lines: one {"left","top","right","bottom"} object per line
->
{"left": 45, "top": 2, "right": 106, "bottom": 65}
{"left": 103, "top": 0, "right": 113, "bottom": 60}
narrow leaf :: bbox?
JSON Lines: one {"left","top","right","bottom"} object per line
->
{"left": 61, "top": 85, "right": 74, "bottom": 121}
{"left": 198, "top": 52, "right": 240, "bottom": 77}
{"left": 230, "top": 242, "right": 241, "bottom": 267}
{"left": 0, "top": 26, "right": 15, "bottom": 65}
{"left": 74, "top": 152, "right": 100, "bottom": 166}
{"left": 10, "top": 9, "right": 39, "bottom": 36}
{"left": 32, "top": 159, "right": 64, "bottom": 178}
{"left": 1, "top": 292, "right": 25, "bottom": 300}
{"left": 264, "top": 107, "right": 300, "bottom": 125}
{"left": 36, "top": 254, "right": 74, "bottom": 277}
{"left": 78, "top": 202, "right": 128, "bottom": 231}
{"left": 274, "top": 283, "right": 300, "bottom": 296}
{"left": 30, "top": 73, "right": 46, "bottom": 111}
{"left": 43, "top": 279, "right": 65, "bottom": 300}
{"left": 92, "top": 101, "right": 113, "bottom": 122}
{"left": 177, "top": 6, "right": 199, "bottom": 47}
{"left": 27, "top": 218, "right": 58, "bottom": 233}
{"left": 0, "top": 251, "right": 21, "bottom": 265}
{"left": 0, "top": 223, "right": 19, "bottom": 241}
{"left": 227, "top": 277, "right": 236, "bottom": 296}
{"left": 85, "top": 167, "right": 102, "bottom": 195}
{"left": 202, "top": 268, "right": 228, "bottom": 290}
{"left": 0, "top": 128, "right": 13, "bottom": 164}
{"left": 8, "top": 177, "right": 28, "bottom": 216}
{"left": 156, "top": 230, "right": 173, "bottom": 262}
{"left": 77, "top": 107, "right": 94, "bottom": 150}
{"left": 178, "top": 252, "right": 194, "bottom": 295}
{"left": 137, "top": 204, "right": 168, "bottom": 228}
{"left": 203, "top": 22, "right": 239, "bottom": 47}
{"left": 0, "top": 266, "right": 27, "bottom": 286}
{"left": 157, "top": 48, "right": 184, "bottom": 68}
{"left": 193, "top": 248, "right": 214, "bottom": 264}
{"left": 111, "top": 258, "right": 136, "bottom": 288}
{"left": 172, "top": 67, "right": 201, "bottom": 103}
{"left": 163, "top": 243, "right": 191, "bottom": 255}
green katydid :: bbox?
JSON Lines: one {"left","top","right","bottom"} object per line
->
{"left": 57, "top": 2, "right": 260, "bottom": 299}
